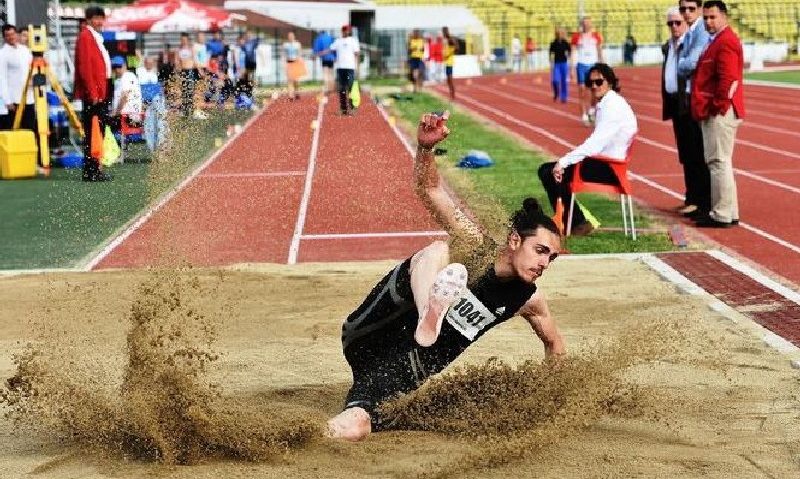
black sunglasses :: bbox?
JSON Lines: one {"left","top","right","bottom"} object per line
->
{"left": 667, "top": 20, "right": 683, "bottom": 27}
{"left": 679, "top": 6, "right": 697, "bottom": 12}
{"left": 588, "top": 78, "right": 605, "bottom": 87}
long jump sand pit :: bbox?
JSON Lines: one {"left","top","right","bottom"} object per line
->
{"left": 1, "top": 257, "right": 798, "bottom": 478}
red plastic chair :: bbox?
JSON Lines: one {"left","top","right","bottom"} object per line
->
{"left": 566, "top": 141, "right": 637, "bottom": 240}
{"left": 119, "top": 114, "right": 144, "bottom": 163}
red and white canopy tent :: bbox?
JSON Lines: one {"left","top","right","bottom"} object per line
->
{"left": 105, "top": 0, "right": 246, "bottom": 32}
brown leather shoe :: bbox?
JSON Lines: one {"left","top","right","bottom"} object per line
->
{"left": 571, "top": 222, "right": 595, "bottom": 236}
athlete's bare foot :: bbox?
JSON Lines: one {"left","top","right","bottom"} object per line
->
{"left": 414, "top": 263, "right": 468, "bottom": 347}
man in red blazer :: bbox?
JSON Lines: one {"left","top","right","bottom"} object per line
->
{"left": 74, "top": 6, "right": 112, "bottom": 182}
{"left": 690, "top": 0, "right": 744, "bottom": 228}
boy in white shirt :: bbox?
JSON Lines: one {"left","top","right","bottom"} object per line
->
{"left": 325, "top": 25, "right": 360, "bottom": 116}
{"left": 110, "top": 56, "right": 143, "bottom": 126}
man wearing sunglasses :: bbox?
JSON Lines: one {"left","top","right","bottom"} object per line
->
{"left": 537, "top": 64, "right": 637, "bottom": 236}
{"left": 690, "top": 0, "right": 744, "bottom": 228}
{"left": 673, "top": 0, "right": 712, "bottom": 220}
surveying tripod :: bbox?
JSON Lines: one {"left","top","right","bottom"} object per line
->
{"left": 13, "top": 25, "right": 83, "bottom": 169}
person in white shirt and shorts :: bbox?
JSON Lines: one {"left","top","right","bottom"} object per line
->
{"left": 570, "top": 18, "right": 604, "bottom": 125}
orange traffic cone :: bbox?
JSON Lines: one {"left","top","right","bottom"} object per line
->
{"left": 552, "top": 198, "right": 565, "bottom": 236}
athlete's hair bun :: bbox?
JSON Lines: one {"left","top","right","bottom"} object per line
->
{"left": 510, "top": 197, "right": 560, "bottom": 237}
{"left": 522, "top": 198, "right": 544, "bottom": 216}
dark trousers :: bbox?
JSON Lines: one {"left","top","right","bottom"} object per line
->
{"left": 81, "top": 101, "right": 108, "bottom": 179}
{"left": 551, "top": 61, "right": 568, "bottom": 103}
{"left": 538, "top": 159, "right": 619, "bottom": 226}
{"left": 669, "top": 96, "right": 710, "bottom": 211}
{"left": 336, "top": 68, "right": 355, "bottom": 113}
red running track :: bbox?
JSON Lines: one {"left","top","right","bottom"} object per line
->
{"left": 437, "top": 68, "right": 800, "bottom": 286}
{"left": 91, "top": 94, "right": 442, "bottom": 269}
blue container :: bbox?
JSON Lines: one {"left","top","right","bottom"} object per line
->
{"left": 59, "top": 152, "right": 83, "bottom": 169}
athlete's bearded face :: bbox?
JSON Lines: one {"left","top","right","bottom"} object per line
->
{"left": 508, "top": 227, "right": 561, "bottom": 284}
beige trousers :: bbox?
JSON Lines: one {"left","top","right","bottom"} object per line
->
{"left": 701, "top": 108, "right": 743, "bottom": 223}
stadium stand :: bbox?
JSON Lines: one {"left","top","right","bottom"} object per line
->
{"left": 375, "top": 0, "right": 800, "bottom": 49}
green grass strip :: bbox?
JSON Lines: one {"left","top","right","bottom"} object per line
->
{"left": 385, "top": 92, "right": 675, "bottom": 254}
{"left": 0, "top": 110, "right": 252, "bottom": 270}
{"left": 745, "top": 70, "right": 800, "bottom": 85}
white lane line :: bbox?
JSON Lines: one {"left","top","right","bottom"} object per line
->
{"left": 201, "top": 171, "right": 306, "bottom": 178}
{"left": 376, "top": 100, "right": 416, "bottom": 157}
{"left": 455, "top": 90, "right": 800, "bottom": 256}
{"left": 707, "top": 250, "right": 800, "bottom": 305}
{"left": 496, "top": 82, "right": 800, "bottom": 163}
{"left": 301, "top": 231, "right": 448, "bottom": 240}
{"left": 475, "top": 84, "right": 800, "bottom": 193}
{"left": 641, "top": 253, "right": 800, "bottom": 356}
{"left": 287, "top": 100, "right": 326, "bottom": 264}
{"left": 81, "top": 106, "right": 269, "bottom": 271}
{"left": 636, "top": 136, "right": 800, "bottom": 195}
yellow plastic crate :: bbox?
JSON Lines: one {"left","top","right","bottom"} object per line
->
{"left": 0, "top": 130, "right": 37, "bottom": 179}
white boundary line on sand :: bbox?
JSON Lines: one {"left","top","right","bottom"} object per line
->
{"left": 287, "top": 99, "right": 326, "bottom": 264}
{"left": 80, "top": 106, "right": 270, "bottom": 271}
{"left": 0, "top": 268, "right": 81, "bottom": 277}
{"left": 455, "top": 91, "right": 800, "bottom": 256}
{"left": 301, "top": 231, "right": 448, "bottom": 240}
{"left": 639, "top": 253, "right": 800, "bottom": 360}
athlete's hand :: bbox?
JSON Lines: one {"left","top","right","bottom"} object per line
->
{"left": 552, "top": 163, "right": 565, "bottom": 183}
{"left": 417, "top": 111, "right": 450, "bottom": 149}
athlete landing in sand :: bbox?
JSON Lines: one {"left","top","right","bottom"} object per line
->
{"left": 326, "top": 111, "right": 566, "bottom": 441}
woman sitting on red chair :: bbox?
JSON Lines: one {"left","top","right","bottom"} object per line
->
{"left": 537, "top": 63, "right": 637, "bottom": 235}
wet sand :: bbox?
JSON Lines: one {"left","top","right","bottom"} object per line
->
{"left": 0, "top": 258, "right": 798, "bottom": 478}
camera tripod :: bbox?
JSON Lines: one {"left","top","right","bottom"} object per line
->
{"left": 13, "top": 25, "right": 83, "bottom": 168}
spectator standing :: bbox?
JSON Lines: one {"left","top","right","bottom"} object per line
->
{"left": 661, "top": 8, "right": 709, "bottom": 219}
{"left": 313, "top": 30, "right": 336, "bottom": 94}
{"left": 525, "top": 35, "right": 536, "bottom": 71}
{"left": 193, "top": 31, "right": 209, "bottom": 72}
{"left": 0, "top": 24, "right": 34, "bottom": 131}
{"left": 408, "top": 30, "right": 425, "bottom": 93}
{"left": 177, "top": 33, "right": 206, "bottom": 119}
{"left": 571, "top": 17, "right": 604, "bottom": 126}
{"left": 442, "top": 26, "right": 456, "bottom": 100}
{"left": 73, "top": 6, "right": 112, "bottom": 182}
{"left": 537, "top": 64, "right": 636, "bottom": 236}
{"left": 429, "top": 34, "right": 444, "bottom": 83}
{"left": 206, "top": 31, "right": 226, "bottom": 60}
{"left": 549, "top": 27, "right": 571, "bottom": 103}
{"left": 623, "top": 35, "right": 637, "bottom": 65}
{"left": 675, "top": 0, "right": 712, "bottom": 217}
{"left": 242, "top": 32, "right": 259, "bottom": 78}
{"left": 326, "top": 25, "right": 359, "bottom": 115}
{"left": 136, "top": 56, "right": 159, "bottom": 85}
{"left": 510, "top": 34, "right": 522, "bottom": 72}
{"left": 282, "top": 31, "right": 305, "bottom": 100}
{"left": 690, "top": 0, "right": 744, "bottom": 228}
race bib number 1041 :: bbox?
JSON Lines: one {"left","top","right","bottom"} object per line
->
{"left": 445, "top": 290, "right": 498, "bottom": 341}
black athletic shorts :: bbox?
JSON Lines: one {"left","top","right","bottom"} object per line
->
{"left": 343, "top": 344, "right": 428, "bottom": 431}
{"left": 322, "top": 59, "right": 335, "bottom": 68}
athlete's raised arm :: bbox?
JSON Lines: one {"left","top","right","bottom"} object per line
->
{"left": 414, "top": 111, "right": 482, "bottom": 241}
